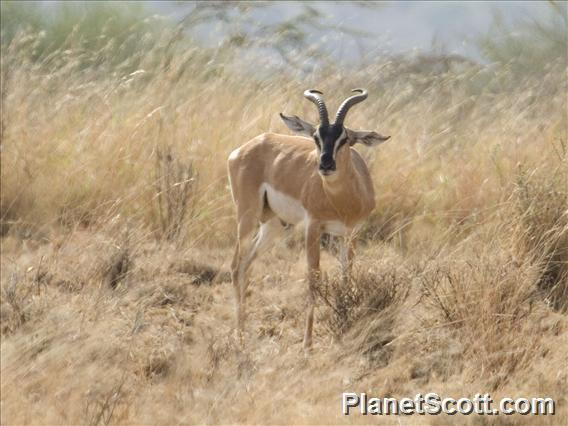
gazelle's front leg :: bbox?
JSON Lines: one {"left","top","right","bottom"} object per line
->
{"left": 340, "top": 234, "right": 356, "bottom": 285}
{"left": 304, "top": 220, "right": 321, "bottom": 350}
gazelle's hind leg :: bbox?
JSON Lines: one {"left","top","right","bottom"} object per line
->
{"left": 231, "top": 213, "right": 283, "bottom": 336}
{"left": 231, "top": 213, "right": 257, "bottom": 333}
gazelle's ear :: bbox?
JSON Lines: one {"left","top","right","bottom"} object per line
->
{"left": 280, "top": 113, "right": 316, "bottom": 137}
{"left": 346, "top": 128, "right": 391, "bottom": 147}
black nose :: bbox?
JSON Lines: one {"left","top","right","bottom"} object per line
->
{"left": 319, "top": 161, "right": 336, "bottom": 172}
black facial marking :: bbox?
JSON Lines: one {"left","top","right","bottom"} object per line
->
{"left": 314, "top": 124, "right": 345, "bottom": 173}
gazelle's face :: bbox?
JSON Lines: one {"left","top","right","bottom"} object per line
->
{"left": 314, "top": 124, "right": 349, "bottom": 177}
{"left": 280, "top": 88, "right": 390, "bottom": 179}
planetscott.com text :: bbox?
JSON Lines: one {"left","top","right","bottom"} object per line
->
{"left": 342, "top": 393, "right": 555, "bottom": 416}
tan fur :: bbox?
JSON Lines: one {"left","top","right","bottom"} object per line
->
{"left": 228, "top": 132, "right": 376, "bottom": 349}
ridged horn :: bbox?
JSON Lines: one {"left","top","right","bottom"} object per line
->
{"left": 303, "top": 89, "right": 329, "bottom": 127}
{"left": 334, "top": 88, "right": 368, "bottom": 125}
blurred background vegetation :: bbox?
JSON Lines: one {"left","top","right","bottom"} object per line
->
{"left": 2, "top": 1, "right": 566, "bottom": 75}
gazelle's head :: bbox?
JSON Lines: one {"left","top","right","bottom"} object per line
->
{"left": 280, "top": 89, "right": 390, "bottom": 177}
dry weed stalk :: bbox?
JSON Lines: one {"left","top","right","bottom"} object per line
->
{"left": 1, "top": 264, "right": 48, "bottom": 334}
{"left": 513, "top": 160, "right": 568, "bottom": 311}
{"left": 1, "top": 271, "right": 30, "bottom": 332}
{"left": 317, "top": 264, "right": 410, "bottom": 339}
{"left": 84, "top": 375, "right": 127, "bottom": 426}
{"left": 419, "top": 255, "right": 542, "bottom": 388}
{"left": 155, "top": 144, "right": 197, "bottom": 240}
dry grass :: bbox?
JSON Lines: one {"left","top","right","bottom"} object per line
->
{"left": 1, "top": 27, "right": 567, "bottom": 425}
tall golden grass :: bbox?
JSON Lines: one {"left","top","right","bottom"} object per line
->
{"left": 1, "top": 24, "right": 567, "bottom": 425}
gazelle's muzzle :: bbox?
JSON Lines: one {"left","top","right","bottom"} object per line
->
{"left": 319, "top": 153, "right": 336, "bottom": 175}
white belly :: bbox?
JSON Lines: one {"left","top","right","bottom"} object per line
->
{"left": 261, "top": 183, "right": 306, "bottom": 225}
{"left": 323, "top": 220, "right": 350, "bottom": 236}
{"left": 260, "top": 183, "right": 355, "bottom": 236}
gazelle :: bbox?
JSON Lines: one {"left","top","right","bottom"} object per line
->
{"left": 228, "top": 88, "right": 390, "bottom": 349}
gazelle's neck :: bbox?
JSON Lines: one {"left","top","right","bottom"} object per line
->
{"left": 321, "top": 173, "right": 357, "bottom": 204}
{"left": 319, "top": 151, "right": 365, "bottom": 223}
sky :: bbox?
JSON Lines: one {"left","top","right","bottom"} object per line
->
{"left": 151, "top": 1, "right": 557, "bottom": 62}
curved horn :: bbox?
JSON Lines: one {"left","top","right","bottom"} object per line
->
{"left": 303, "top": 89, "right": 329, "bottom": 126}
{"left": 334, "top": 88, "right": 368, "bottom": 125}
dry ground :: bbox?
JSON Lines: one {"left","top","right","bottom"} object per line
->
{"left": 1, "top": 222, "right": 566, "bottom": 425}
